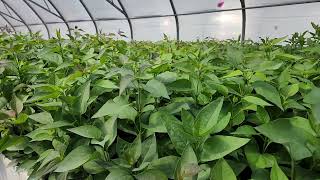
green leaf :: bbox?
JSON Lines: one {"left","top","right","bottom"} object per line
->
{"left": 211, "top": 112, "right": 231, "bottom": 134}
{"left": 135, "top": 169, "right": 167, "bottom": 180}
{"left": 0, "top": 97, "right": 7, "bottom": 109}
{"left": 0, "top": 136, "right": 26, "bottom": 152}
{"left": 256, "top": 106, "right": 270, "bottom": 124}
{"left": 144, "top": 79, "right": 170, "bottom": 99}
{"left": 181, "top": 110, "right": 195, "bottom": 135}
{"left": 13, "top": 113, "right": 28, "bottom": 124}
{"left": 194, "top": 97, "right": 224, "bottom": 136}
{"left": 162, "top": 111, "right": 192, "bottom": 154}
{"left": 253, "top": 81, "right": 283, "bottom": 110}
{"left": 68, "top": 125, "right": 102, "bottom": 139}
{"left": 40, "top": 121, "right": 72, "bottom": 129}
{"left": 148, "top": 156, "right": 179, "bottom": 179}
{"left": 91, "top": 116, "right": 117, "bottom": 147}
{"left": 255, "top": 117, "right": 317, "bottom": 160}
{"left": 231, "top": 125, "right": 258, "bottom": 137}
{"left": 106, "top": 168, "right": 134, "bottom": 180}
{"left": 29, "top": 112, "right": 54, "bottom": 124}
{"left": 245, "top": 143, "right": 276, "bottom": 169}
{"left": 10, "top": 94, "right": 23, "bottom": 114}
{"left": 200, "top": 135, "right": 250, "bottom": 162}
{"left": 55, "top": 145, "right": 93, "bottom": 172}
{"left": 116, "top": 135, "right": 142, "bottom": 166}
{"left": 222, "top": 70, "right": 243, "bottom": 78}
{"left": 119, "top": 74, "right": 133, "bottom": 96}
{"left": 92, "top": 96, "right": 137, "bottom": 120}
{"left": 284, "top": 84, "right": 299, "bottom": 97}
{"left": 210, "top": 158, "right": 236, "bottom": 180}
{"left": 167, "top": 79, "right": 192, "bottom": 92}
{"left": 304, "top": 87, "right": 320, "bottom": 104}
{"left": 243, "top": 96, "right": 272, "bottom": 106}
{"left": 270, "top": 162, "right": 288, "bottom": 180}
{"left": 74, "top": 80, "right": 90, "bottom": 115}
{"left": 175, "top": 146, "right": 199, "bottom": 180}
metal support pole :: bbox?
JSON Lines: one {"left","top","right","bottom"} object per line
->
{"left": 47, "top": 0, "right": 71, "bottom": 35}
{"left": 0, "top": 11, "right": 23, "bottom": 22}
{"left": 23, "top": 0, "right": 50, "bottom": 38}
{"left": 79, "top": 0, "right": 99, "bottom": 35}
{"left": 1, "top": 0, "right": 32, "bottom": 33}
{"left": 169, "top": 0, "right": 179, "bottom": 41}
{"left": 117, "top": 0, "right": 133, "bottom": 40}
{"left": 240, "top": 0, "right": 246, "bottom": 42}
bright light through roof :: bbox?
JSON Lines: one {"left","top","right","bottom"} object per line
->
{"left": 214, "top": 13, "right": 240, "bottom": 23}
{"left": 162, "top": 19, "right": 170, "bottom": 26}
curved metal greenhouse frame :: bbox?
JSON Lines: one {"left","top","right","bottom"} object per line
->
{"left": 0, "top": 0, "right": 319, "bottom": 41}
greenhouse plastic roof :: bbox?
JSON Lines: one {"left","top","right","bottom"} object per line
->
{"left": 0, "top": 0, "right": 320, "bottom": 40}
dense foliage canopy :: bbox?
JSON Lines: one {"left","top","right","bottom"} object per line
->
{"left": 1, "top": 24, "right": 320, "bottom": 180}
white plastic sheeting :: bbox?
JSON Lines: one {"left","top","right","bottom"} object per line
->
{"left": 0, "top": 155, "right": 27, "bottom": 180}
{"left": 0, "top": 0, "right": 319, "bottom": 40}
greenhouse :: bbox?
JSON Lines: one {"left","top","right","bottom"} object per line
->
{"left": 1, "top": 0, "right": 320, "bottom": 180}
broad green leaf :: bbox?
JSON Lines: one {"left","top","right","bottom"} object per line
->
{"left": 135, "top": 169, "right": 167, "bottom": 180}
{"left": 201, "top": 135, "right": 250, "bottom": 162}
{"left": 156, "top": 71, "right": 178, "bottom": 83}
{"left": 167, "top": 79, "right": 192, "bottom": 92}
{"left": 245, "top": 143, "right": 276, "bottom": 169}
{"left": 68, "top": 125, "right": 102, "bottom": 139}
{"left": 205, "top": 82, "right": 228, "bottom": 96}
{"left": 222, "top": 70, "right": 243, "bottom": 78}
{"left": 140, "top": 135, "right": 158, "bottom": 164}
{"left": 194, "top": 97, "right": 224, "bottom": 136}
{"left": 26, "top": 129, "right": 54, "bottom": 141}
{"left": 270, "top": 162, "right": 288, "bottom": 180}
{"left": 92, "top": 116, "right": 117, "bottom": 147}
{"left": 311, "top": 103, "right": 320, "bottom": 124}
{"left": 13, "top": 113, "right": 28, "bottom": 124}
{"left": 256, "top": 106, "right": 270, "bottom": 124}
{"left": 55, "top": 145, "right": 93, "bottom": 172}
{"left": 255, "top": 117, "right": 317, "bottom": 160}
{"left": 0, "top": 136, "right": 26, "bottom": 152}
{"left": 283, "top": 84, "right": 299, "bottom": 98}
{"left": 95, "top": 79, "right": 118, "bottom": 89}
{"left": 162, "top": 111, "right": 192, "bottom": 154}
{"left": 210, "top": 158, "right": 236, "bottom": 180}
{"left": 119, "top": 74, "right": 133, "bottom": 96}
{"left": 231, "top": 125, "right": 258, "bottom": 137}
{"left": 74, "top": 80, "right": 90, "bottom": 115}
{"left": 253, "top": 81, "right": 283, "bottom": 110}
{"left": 148, "top": 156, "right": 179, "bottom": 179}
{"left": 243, "top": 96, "right": 272, "bottom": 106}
{"left": 304, "top": 87, "right": 320, "bottom": 104}
{"left": 211, "top": 112, "right": 231, "bottom": 134}
{"left": 29, "top": 112, "right": 54, "bottom": 124}
{"left": 0, "top": 97, "right": 7, "bottom": 109}
{"left": 92, "top": 96, "right": 137, "bottom": 120}
{"left": 116, "top": 135, "right": 141, "bottom": 166}
{"left": 175, "top": 146, "right": 199, "bottom": 180}
{"left": 40, "top": 121, "right": 72, "bottom": 129}
{"left": 181, "top": 110, "right": 195, "bottom": 135}
{"left": 144, "top": 79, "right": 170, "bottom": 99}
{"left": 10, "top": 94, "right": 23, "bottom": 114}
{"left": 106, "top": 168, "right": 134, "bottom": 180}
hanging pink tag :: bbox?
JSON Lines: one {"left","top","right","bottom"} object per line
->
{"left": 217, "top": 0, "right": 224, "bottom": 8}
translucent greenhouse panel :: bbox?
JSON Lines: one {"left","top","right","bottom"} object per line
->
{"left": 0, "top": 3, "right": 24, "bottom": 26}
{"left": 174, "top": 0, "right": 241, "bottom": 13}
{"left": 179, "top": 11, "right": 242, "bottom": 41}
{"left": 97, "top": 20, "right": 130, "bottom": 40}
{"left": 28, "top": 0, "right": 63, "bottom": 23}
{"left": 5, "top": 0, "right": 42, "bottom": 24}
{"left": 69, "top": 22, "right": 96, "bottom": 35}
{"left": 0, "top": 15, "right": 7, "bottom": 26}
{"left": 48, "top": 23, "right": 69, "bottom": 37}
{"left": 30, "top": 25, "right": 48, "bottom": 38}
{"left": 83, "top": 0, "right": 125, "bottom": 19}
{"left": 245, "top": 0, "right": 316, "bottom": 7}
{"left": 121, "top": 0, "right": 173, "bottom": 17}
{"left": 132, "top": 17, "right": 176, "bottom": 41}
{"left": 50, "top": 0, "right": 91, "bottom": 21}
{"left": 246, "top": 2, "right": 320, "bottom": 41}
{"left": 15, "top": 26, "right": 30, "bottom": 34}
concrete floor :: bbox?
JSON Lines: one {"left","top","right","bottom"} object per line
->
{"left": 0, "top": 155, "right": 28, "bottom": 180}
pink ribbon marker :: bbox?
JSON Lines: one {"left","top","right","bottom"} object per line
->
{"left": 217, "top": 0, "right": 224, "bottom": 8}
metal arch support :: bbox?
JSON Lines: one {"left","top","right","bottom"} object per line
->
{"left": 1, "top": 0, "right": 32, "bottom": 33}
{"left": 79, "top": 0, "right": 99, "bottom": 35}
{"left": 23, "top": 0, "right": 50, "bottom": 38}
{"left": 240, "top": 0, "right": 246, "bottom": 42}
{"left": 47, "top": 0, "right": 71, "bottom": 35}
{"left": 117, "top": 0, "right": 133, "bottom": 40}
{"left": 27, "top": 0, "right": 60, "bottom": 18}
{"left": 0, "top": 13, "right": 16, "bottom": 33}
{"left": 169, "top": 0, "right": 179, "bottom": 41}
{"left": 105, "top": 0, "right": 124, "bottom": 14}
{"left": 0, "top": 11, "right": 23, "bottom": 22}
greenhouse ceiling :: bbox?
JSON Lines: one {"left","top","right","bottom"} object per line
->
{"left": 0, "top": 0, "right": 319, "bottom": 41}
